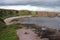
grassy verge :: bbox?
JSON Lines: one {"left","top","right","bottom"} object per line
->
{"left": 0, "top": 24, "right": 22, "bottom": 40}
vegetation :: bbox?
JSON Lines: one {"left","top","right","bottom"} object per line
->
{"left": 0, "top": 18, "right": 7, "bottom": 31}
{"left": 0, "top": 9, "right": 60, "bottom": 19}
{"left": 0, "top": 21, "right": 22, "bottom": 40}
{"left": 19, "top": 10, "right": 31, "bottom": 16}
{"left": 31, "top": 11, "right": 37, "bottom": 16}
{"left": 0, "top": 9, "right": 37, "bottom": 40}
{"left": 0, "top": 9, "right": 37, "bottom": 19}
{"left": 0, "top": 17, "right": 21, "bottom": 40}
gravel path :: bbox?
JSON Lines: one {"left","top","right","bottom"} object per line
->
{"left": 16, "top": 28, "right": 49, "bottom": 40}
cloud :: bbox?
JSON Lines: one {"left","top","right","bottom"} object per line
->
{"left": 0, "top": 0, "right": 59, "bottom": 7}
{"left": 0, "top": 0, "right": 60, "bottom": 8}
{"left": 0, "top": 5, "right": 60, "bottom": 12}
{"left": 0, "top": 0, "right": 59, "bottom": 4}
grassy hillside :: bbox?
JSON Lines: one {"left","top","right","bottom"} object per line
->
{"left": 0, "top": 9, "right": 37, "bottom": 19}
{"left": 0, "top": 21, "right": 22, "bottom": 40}
{"left": 0, "top": 9, "right": 36, "bottom": 40}
{"left": 0, "top": 18, "right": 22, "bottom": 40}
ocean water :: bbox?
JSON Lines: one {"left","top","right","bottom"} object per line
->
{"left": 18, "top": 17, "right": 60, "bottom": 30}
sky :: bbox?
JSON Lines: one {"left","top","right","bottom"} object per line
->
{"left": 0, "top": 0, "right": 60, "bottom": 7}
{"left": 0, "top": 0, "right": 60, "bottom": 12}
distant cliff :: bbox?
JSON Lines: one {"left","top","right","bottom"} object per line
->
{"left": 0, "top": 9, "right": 60, "bottom": 19}
{"left": 37, "top": 11, "right": 60, "bottom": 17}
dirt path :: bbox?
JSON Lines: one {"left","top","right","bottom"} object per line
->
{"left": 4, "top": 16, "right": 32, "bottom": 25}
{"left": 16, "top": 28, "right": 49, "bottom": 40}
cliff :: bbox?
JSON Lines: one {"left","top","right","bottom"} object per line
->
{"left": 0, "top": 9, "right": 60, "bottom": 18}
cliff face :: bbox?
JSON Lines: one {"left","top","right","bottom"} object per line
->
{"left": 37, "top": 12, "right": 59, "bottom": 17}
{"left": 0, "top": 9, "right": 60, "bottom": 17}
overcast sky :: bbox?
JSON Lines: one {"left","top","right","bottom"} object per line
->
{"left": 0, "top": 0, "right": 60, "bottom": 7}
{"left": 0, "top": 0, "right": 60, "bottom": 12}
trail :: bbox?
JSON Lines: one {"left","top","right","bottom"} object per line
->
{"left": 4, "top": 16, "right": 32, "bottom": 25}
{"left": 16, "top": 28, "right": 49, "bottom": 40}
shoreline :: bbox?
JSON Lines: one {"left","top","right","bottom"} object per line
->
{"left": 4, "top": 16, "right": 32, "bottom": 25}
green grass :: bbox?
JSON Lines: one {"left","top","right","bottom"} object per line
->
{"left": 0, "top": 24, "right": 22, "bottom": 40}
